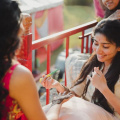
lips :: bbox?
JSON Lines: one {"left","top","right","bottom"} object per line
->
{"left": 106, "top": 2, "right": 113, "bottom": 8}
{"left": 97, "top": 55, "right": 106, "bottom": 59}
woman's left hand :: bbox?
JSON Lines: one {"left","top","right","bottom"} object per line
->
{"left": 88, "top": 67, "right": 107, "bottom": 92}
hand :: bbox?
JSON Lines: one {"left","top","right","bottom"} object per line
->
{"left": 108, "top": 10, "right": 120, "bottom": 20}
{"left": 87, "top": 67, "right": 107, "bottom": 92}
{"left": 41, "top": 74, "right": 59, "bottom": 89}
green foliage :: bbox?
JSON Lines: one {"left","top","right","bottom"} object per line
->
{"left": 64, "top": 0, "right": 93, "bottom": 6}
{"left": 63, "top": 5, "right": 95, "bottom": 48}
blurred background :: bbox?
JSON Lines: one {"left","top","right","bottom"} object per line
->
{"left": 19, "top": 0, "right": 95, "bottom": 74}
{"left": 19, "top": 0, "right": 95, "bottom": 79}
{"left": 34, "top": 0, "right": 95, "bottom": 79}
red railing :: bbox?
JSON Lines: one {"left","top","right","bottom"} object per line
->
{"left": 19, "top": 19, "right": 97, "bottom": 104}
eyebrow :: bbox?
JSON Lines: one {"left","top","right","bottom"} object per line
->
{"left": 94, "top": 39, "right": 111, "bottom": 45}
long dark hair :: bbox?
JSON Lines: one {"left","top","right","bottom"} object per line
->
{"left": 104, "top": 1, "right": 120, "bottom": 18}
{"left": 74, "top": 20, "right": 120, "bottom": 114}
{"left": 0, "top": 0, "right": 21, "bottom": 119}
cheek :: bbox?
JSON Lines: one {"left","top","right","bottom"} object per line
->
{"left": 102, "top": 49, "right": 115, "bottom": 56}
{"left": 105, "top": 49, "right": 116, "bottom": 56}
{"left": 92, "top": 44, "right": 96, "bottom": 51}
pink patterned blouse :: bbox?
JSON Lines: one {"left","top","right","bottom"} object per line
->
{"left": 93, "top": 0, "right": 105, "bottom": 21}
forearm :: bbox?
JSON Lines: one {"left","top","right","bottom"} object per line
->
{"left": 100, "top": 86, "right": 120, "bottom": 115}
{"left": 46, "top": 104, "right": 62, "bottom": 120}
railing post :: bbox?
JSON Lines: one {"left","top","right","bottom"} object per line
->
{"left": 17, "top": 13, "right": 32, "bottom": 71}
{"left": 46, "top": 44, "right": 51, "bottom": 104}
{"left": 90, "top": 35, "right": 93, "bottom": 54}
{"left": 86, "top": 36, "right": 89, "bottom": 53}
{"left": 81, "top": 31, "right": 84, "bottom": 53}
{"left": 65, "top": 36, "right": 69, "bottom": 86}
{"left": 66, "top": 37, "right": 69, "bottom": 58}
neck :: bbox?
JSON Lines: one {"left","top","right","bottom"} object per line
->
{"left": 103, "top": 63, "right": 111, "bottom": 75}
{"left": 104, "top": 62, "right": 111, "bottom": 68}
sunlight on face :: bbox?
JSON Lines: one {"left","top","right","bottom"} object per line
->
{"left": 92, "top": 33, "right": 119, "bottom": 65}
{"left": 102, "top": 0, "right": 119, "bottom": 10}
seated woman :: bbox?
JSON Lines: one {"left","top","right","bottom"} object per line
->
{"left": 41, "top": 19, "right": 120, "bottom": 120}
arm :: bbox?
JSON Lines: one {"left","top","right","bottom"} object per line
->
{"left": 107, "top": 10, "right": 120, "bottom": 20}
{"left": 88, "top": 67, "right": 120, "bottom": 115}
{"left": 100, "top": 86, "right": 120, "bottom": 115}
{"left": 9, "top": 65, "right": 47, "bottom": 120}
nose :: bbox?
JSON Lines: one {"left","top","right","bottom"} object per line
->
{"left": 96, "top": 46, "right": 103, "bottom": 54}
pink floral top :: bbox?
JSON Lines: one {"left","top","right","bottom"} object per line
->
{"left": 2, "top": 64, "right": 27, "bottom": 120}
{"left": 93, "top": 0, "right": 105, "bottom": 21}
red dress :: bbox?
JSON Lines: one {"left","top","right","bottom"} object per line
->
{"left": 2, "top": 64, "right": 27, "bottom": 120}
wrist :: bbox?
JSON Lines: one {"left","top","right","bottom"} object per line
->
{"left": 99, "top": 85, "right": 108, "bottom": 94}
{"left": 54, "top": 82, "right": 64, "bottom": 93}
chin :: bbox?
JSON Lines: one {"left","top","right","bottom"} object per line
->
{"left": 107, "top": 5, "right": 115, "bottom": 10}
{"left": 107, "top": 7, "right": 113, "bottom": 10}
{"left": 97, "top": 58, "right": 104, "bottom": 62}
{"left": 98, "top": 60, "right": 104, "bottom": 62}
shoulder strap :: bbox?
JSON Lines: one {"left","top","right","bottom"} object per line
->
{"left": 3, "top": 64, "right": 19, "bottom": 90}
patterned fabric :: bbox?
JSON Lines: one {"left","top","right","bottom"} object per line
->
{"left": 65, "top": 53, "right": 90, "bottom": 88}
{"left": 65, "top": 54, "right": 120, "bottom": 119}
{"left": 2, "top": 64, "right": 27, "bottom": 120}
{"left": 59, "top": 97, "right": 119, "bottom": 120}
{"left": 93, "top": 0, "right": 105, "bottom": 18}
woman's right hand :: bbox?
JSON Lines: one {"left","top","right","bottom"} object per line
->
{"left": 41, "top": 74, "right": 59, "bottom": 89}
{"left": 40, "top": 74, "right": 65, "bottom": 93}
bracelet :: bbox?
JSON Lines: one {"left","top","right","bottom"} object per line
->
{"left": 61, "top": 84, "right": 70, "bottom": 94}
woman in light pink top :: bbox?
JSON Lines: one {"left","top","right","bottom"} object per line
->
{"left": 41, "top": 20, "right": 120, "bottom": 120}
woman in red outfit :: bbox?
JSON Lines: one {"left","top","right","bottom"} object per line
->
{"left": 0, "top": 0, "right": 46, "bottom": 119}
